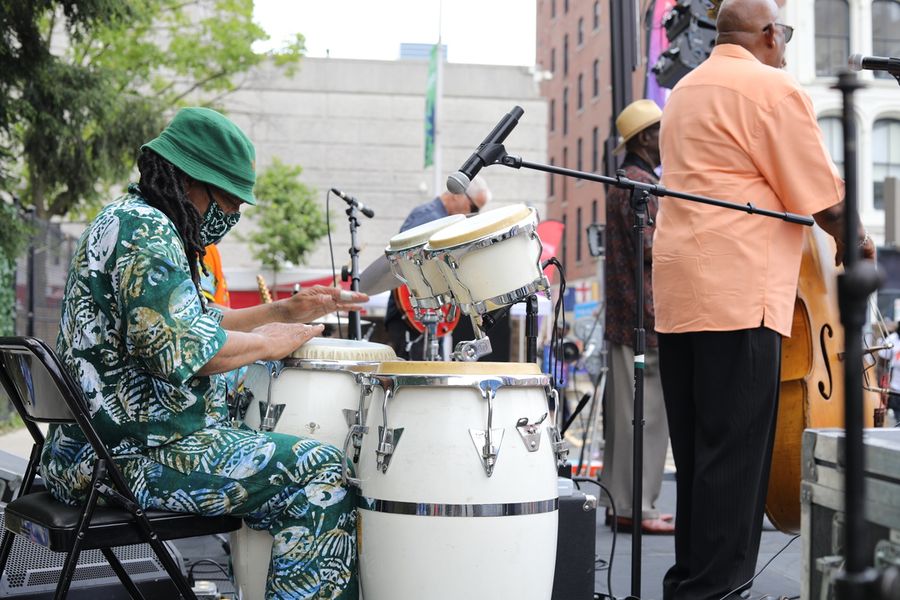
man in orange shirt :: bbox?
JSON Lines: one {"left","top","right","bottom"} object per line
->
{"left": 653, "top": 1, "right": 875, "bottom": 598}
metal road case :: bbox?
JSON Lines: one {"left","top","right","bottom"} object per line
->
{"left": 801, "top": 428, "right": 900, "bottom": 599}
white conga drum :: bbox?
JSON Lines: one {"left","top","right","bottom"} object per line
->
{"left": 232, "top": 337, "right": 396, "bottom": 600}
{"left": 348, "top": 361, "right": 564, "bottom": 600}
{"left": 424, "top": 204, "right": 549, "bottom": 315}
{"left": 384, "top": 214, "right": 465, "bottom": 309}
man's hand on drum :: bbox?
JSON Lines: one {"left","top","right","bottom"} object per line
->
{"left": 253, "top": 322, "right": 326, "bottom": 360}
{"left": 280, "top": 285, "right": 369, "bottom": 323}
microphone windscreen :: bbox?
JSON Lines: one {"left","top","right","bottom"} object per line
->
{"left": 848, "top": 53, "right": 864, "bottom": 71}
{"left": 446, "top": 172, "right": 471, "bottom": 195}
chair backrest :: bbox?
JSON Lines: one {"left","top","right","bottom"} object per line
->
{"left": 0, "top": 337, "right": 78, "bottom": 424}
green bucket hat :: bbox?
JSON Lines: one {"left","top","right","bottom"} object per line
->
{"left": 142, "top": 107, "right": 257, "bottom": 205}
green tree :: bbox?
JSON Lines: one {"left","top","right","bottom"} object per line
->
{"left": 247, "top": 158, "right": 328, "bottom": 289}
{"left": 1, "top": 0, "right": 305, "bottom": 220}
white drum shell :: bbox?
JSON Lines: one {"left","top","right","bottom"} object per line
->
{"left": 233, "top": 353, "right": 383, "bottom": 600}
{"left": 386, "top": 246, "right": 451, "bottom": 305}
{"left": 355, "top": 373, "right": 558, "bottom": 600}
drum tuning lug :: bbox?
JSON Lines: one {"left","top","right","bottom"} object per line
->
{"left": 258, "top": 401, "right": 286, "bottom": 432}
{"left": 343, "top": 408, "right": 360, "bottom": 428}
{"left": 547, "top": 426, "right": 569, "bottom": 465}
{"left": 376, "top": 426, "right": 403, "bottom": 473}
{"left": 582, "top": 494, "right": 598, "bottom": 512}
{"left": 470, "top": 428, "right": 505, "bottom": 477}
{"left": 516, "top": 414, "right": 546, "bottom": 453}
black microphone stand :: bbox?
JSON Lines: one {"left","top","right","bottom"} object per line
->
{"left": 475, "top": 141, "right": 815, "bottom": 600}
{"left": 831, "top": 71, "right": 898, "bottom": 600}
{"left": 340, "top": 205, "right": 363, "bottom": 341}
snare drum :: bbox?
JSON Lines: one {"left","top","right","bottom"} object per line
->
{"left": 348, "top": 361, "right": 564, "bottom": 600}
{"left": 425, "top": 204, "right": 549, "bottom": 314}
{"left": 232, "top": 337, "right": 396, "bottom": 600}
{"left": 385, "top": 214, "right": 465, "bottom": 309}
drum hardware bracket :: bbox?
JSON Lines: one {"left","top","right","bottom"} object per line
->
{"left": 376, "top": 426, "right": 403, "bottom": 473}
{"left": 582, "top": 493, "right": 599, "bottom": 512}
{"left": 472, "top": 379, "right": 504, "bottom": 476}
{"left": 452, "top": 336, "right": 492, "bottom": 362}
{"left": 341, "top": 425, "right": 365, "bottom": 488}
{"left": 545, "top": 388, "right": 569, "bottom": 465}
{"left": 305, "top": 421, "right": 321, "bottom": 435}
{"left": 470, "top": 429, "right": 504, "bottom": 477}
{"left": 516, "top": 413, "right": 547, "bottom": 452}
{"left": 258, "top": 401, "right": 286, "bottom": 432}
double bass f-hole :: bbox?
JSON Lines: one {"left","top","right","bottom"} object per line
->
{"left": 818, "top": 323, "right": 835, "bottom": 400}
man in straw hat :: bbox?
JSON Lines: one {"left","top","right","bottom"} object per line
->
{"left": 653, "top": 1, "right": 873, "bottom": 598}
{"left": 601, "top": 99, "right": 674, "bottom": 535}
{"left": 42, "top": 107, "right": 367, "bottom": 599}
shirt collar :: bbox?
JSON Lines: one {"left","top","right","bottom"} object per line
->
{"left": 621, "top": 152, "right": 656, "bottom": 176}
{"left": 711, "top": 43, "right": 761, "bottom": 63}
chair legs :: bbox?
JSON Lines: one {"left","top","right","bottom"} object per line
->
{"left": 101, "top": 547, "right": 148, "bottom": 600}
{"left": 0, "top": 527, "right": 14, "bottom": 578}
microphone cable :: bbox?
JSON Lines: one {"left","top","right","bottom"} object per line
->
{"left": 325, "top": 189, "right": 344, "bottom": 339}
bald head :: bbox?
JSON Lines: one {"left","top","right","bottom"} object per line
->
{"left": 717, "top": 0, "right": 778, "bottom": 34}
{"left": 716, "top": 0, "right": 785, "bottom": 68}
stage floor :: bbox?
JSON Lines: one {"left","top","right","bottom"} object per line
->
{"left": 171, "top": 475, "right": 802, "bottom": 600}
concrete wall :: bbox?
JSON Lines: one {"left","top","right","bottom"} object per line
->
{"left": 217, "top": 56, "right": 548, "bottom": 287}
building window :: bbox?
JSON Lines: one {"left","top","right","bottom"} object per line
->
{"left": 591, "top": 199, "right": 598, "bottom": 224}
{"left": 562, "top": 214, "right": 568, "bottom": 268}
{"left": 550, "top": 98, "right": 556, "bottom": 132}
{"left": 594, "top": 1, "right": 600, "bottom": 30}
{"left": 578, "top": 17, "right": 584, "bottom": 46}
{"left": 549, "top": 157, "right": 555, "bottom": 197}
{"left": 591, "top": 126, "right": 599, "bottom": 172}
{"left": 577, "top": 73, "right": 584, "bottom": 110}
{"left": 873, "top": 1, "right": 900, "bottom": 80}
{"left": 564, "top": 0, "right": 569, "bottom": 14}
{"left": 562, "top": 87, "right": 569, "bottom": 135}
{"left": 562, "top": 147, "right": 568, "bottom": 203}
{"left": 576, "top": 207, "right": 583, "bottom": 262}
{"left": 577, "top": 137, "right": 583, "bottom": 172}
{"left": 815, "top": 0, "right": 849, "bottom": 77}
{"left": 551, "top": 48, "right": 556, "bottom": 73}
{"left": 873, "top": 118, "right": 900, "bottom": 209}
{"left": 592, "top": 59, "right": 599, "bottom": 97}
{"left": 818, "top": 116, "right": 844, "bottom": 176}
{"left": 564, "top": 34, "right": 569, "bottom": 76}
{"left": 551, "top": 0, "right": 556, "bottom": 19}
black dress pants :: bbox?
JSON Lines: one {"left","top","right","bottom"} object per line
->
{"left": 658, "top": 328, "right": 781, "bottom": 600}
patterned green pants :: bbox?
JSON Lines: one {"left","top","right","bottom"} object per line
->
{"left": 42, "top": 425, "right": 358, "bottom": 600}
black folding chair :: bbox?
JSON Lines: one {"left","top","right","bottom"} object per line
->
{"left": 0, "top": 336, "right": 241, "bottom": 600}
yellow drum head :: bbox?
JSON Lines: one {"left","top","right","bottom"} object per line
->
{"left": 426, "top": 204, "right": 535, "bottom": 250}
{"left": 387, "top": 214, "right": 466, "bottom": 251}
{"left": 376, "top": 361, "right": 541, "bottom": 376}
{"left": 291, "top": 337, "right": 397, "bottom": 361}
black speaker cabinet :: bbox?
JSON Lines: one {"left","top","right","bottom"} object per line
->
{"left": 0, "top": 507, "right": 181, "bottom": 599}
{"left": 552, "top": 489, "right": 598, "bottom": 600}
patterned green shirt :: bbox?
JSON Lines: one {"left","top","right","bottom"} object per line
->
{"left": 50, "top": 185, "right": 228, "bottom": 466}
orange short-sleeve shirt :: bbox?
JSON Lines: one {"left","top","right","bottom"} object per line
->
{"left": 653, "top": 44, "right": 844, "bottom": 337}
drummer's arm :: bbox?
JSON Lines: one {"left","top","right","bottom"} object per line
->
{"left": 197, "top": 323, "right": 325, "bottom": 375}
{"left": 216, "top": 286, "right": 369, "bottom": 332}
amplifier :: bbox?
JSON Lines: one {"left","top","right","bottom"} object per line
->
{"left": 801, "top": 428, "right": 900, "bottom": 599}
{"left": 552, "top": 487, "right": 598, "bottom": 600}
{"left": 0, "top": 506, "right": 181, "bottom": 599}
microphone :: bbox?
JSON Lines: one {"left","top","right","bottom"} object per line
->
{"left": 331, "top": 188, "right": 375, "bottom": 218}
{"left": 848, "top": 53, "right": 900, "bottom": 74}
{"left": 447, "top": 105, "right": 525, "bottom": 195}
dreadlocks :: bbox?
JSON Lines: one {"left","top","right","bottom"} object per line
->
{"left": 137, "top": 149, "right": 207, "bottom": 287}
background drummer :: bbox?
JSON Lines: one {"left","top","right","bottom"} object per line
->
{"left": 41, "top": 107, "right": 367, "bottom": 599}
{"left": 384, "top": 175, "right": 503, "bottom": 360}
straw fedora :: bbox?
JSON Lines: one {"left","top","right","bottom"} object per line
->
{"left": 613, "top": 99, "right": 663, "bottom": 155}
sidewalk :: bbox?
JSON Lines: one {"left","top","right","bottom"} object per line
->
{"left": 0, "top": 426, "right": 41, "bottom": 459}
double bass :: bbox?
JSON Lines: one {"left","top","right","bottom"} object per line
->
{"left": 766, "top": 227, "right": 877, "bottom": 533}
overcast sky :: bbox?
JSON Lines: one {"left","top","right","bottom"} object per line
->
{"left": 253, "top": 0, "right": 538, "bottom": 66}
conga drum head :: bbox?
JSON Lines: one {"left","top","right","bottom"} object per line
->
{"left": 387, "top": 214, "right": 466, "bottom": 251}
{"left": 426, "top": 203, "right": 534, "bottom": 251}
{"left": 288, "top": 336, "right": 396, "bottom": 363}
